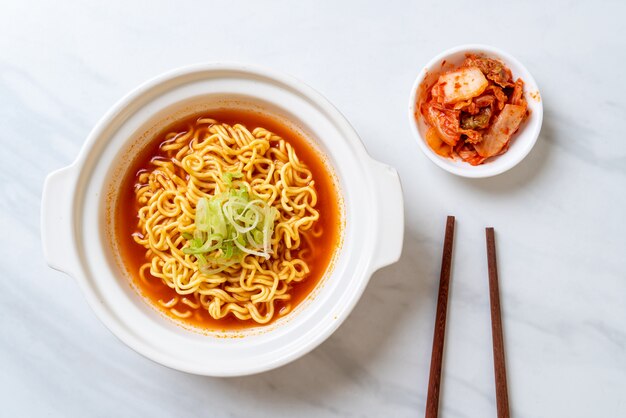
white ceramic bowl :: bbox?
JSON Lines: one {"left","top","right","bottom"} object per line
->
{"left": 409, "top": 44, "right": 543, "bottom": 178}
{"left": 41, "top": 64, "right": 404, "bottom": 376}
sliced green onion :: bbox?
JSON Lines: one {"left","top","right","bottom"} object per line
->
{"left": 183, "top": 172, "right": 278, "bottom": 271}
{"left": 224, "top": 171, "right": 243, "bottom": 187}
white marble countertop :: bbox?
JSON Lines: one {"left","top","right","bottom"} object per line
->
{"left": 2, "top": 1, "right": 625, "bottom": 417}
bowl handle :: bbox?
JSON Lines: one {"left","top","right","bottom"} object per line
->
{"left": 41, "top": 165, "right": 79, "bottom": 277}
{"left": 369, "top": 159, "right": 404, "bottom": 272}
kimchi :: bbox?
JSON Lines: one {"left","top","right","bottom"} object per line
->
{"left": 419, "top": 55, "right": 529, "bottom": 165}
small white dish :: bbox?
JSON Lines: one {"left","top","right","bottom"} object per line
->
{"left": 408, "top": 44, "right": 543, "bottom": 178}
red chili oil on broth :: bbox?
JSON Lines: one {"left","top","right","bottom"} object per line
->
{"left": 115, "top": 109, "right": 341, "bottom": 331}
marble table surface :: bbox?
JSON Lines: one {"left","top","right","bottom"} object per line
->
{"left": 2, "top": 1, "right": 625, "bottom": 417}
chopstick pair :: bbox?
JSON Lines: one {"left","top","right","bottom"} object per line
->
{"left": 424, "top": 216, "right": 510, "bottom": 418}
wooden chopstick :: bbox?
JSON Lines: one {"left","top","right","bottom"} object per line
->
{"left": 486, "top": 227, "right": 510, "bottom": 418}
{"left": 425, "top": 216, "right": 455, "bottom": 418}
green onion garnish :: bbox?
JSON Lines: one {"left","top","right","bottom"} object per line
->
{"left": 183, "top": 172, "right": 279, "bottom": 273}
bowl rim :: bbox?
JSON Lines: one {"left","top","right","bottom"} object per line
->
{"left": 408, "top": 44, "right": 543, "bottom": 178}
{"left": 42, "top": 62, "right": 405, "bottom": 376}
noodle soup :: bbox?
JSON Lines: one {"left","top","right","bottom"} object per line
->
{"left": 115, "top": 109, "right": 341, "bottom": 330}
